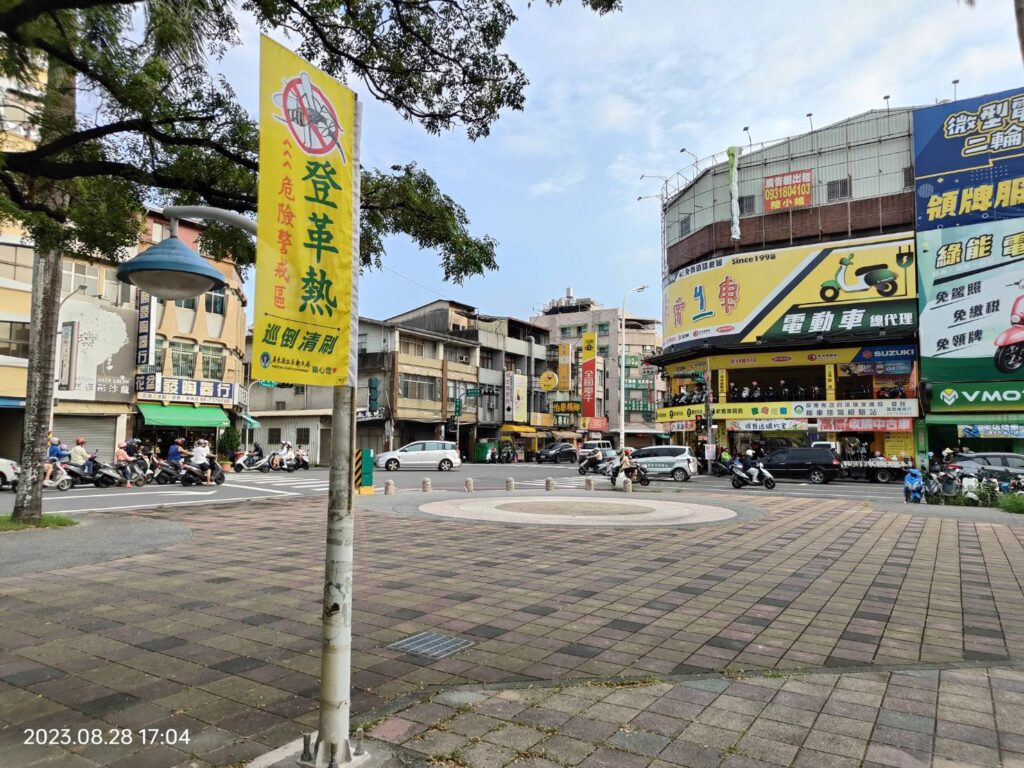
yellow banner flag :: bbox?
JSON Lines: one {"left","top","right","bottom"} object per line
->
{"left": 252, "top": 36, "right": 359, "bottom": 386}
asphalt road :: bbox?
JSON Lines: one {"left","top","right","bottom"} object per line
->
{"left": 0, "top": 462, "right": 906, "bottom": 515}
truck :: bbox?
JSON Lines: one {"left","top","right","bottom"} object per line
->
{"left": 811, "top": 442, "right": 907, "bottom": 483}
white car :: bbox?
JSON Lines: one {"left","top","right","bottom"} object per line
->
{"left": 629, "top": 446, "right": 698, "bottom": 482}
{"left": 0, "top": 457, "right": 20, "bottom": 491}
{"left": 376, "top": 441, "right": 461, "bottom": 472}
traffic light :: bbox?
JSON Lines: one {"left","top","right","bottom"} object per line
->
{"left": 368, "top": 377, "right": 380, "bottom": 411}
{"left": 446, "top": 417, "right": 457, "bottom": 434}
{"left": 695, "top": 415, "right": 706, "bottom": 433}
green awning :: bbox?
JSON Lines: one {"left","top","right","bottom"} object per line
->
{"left": 926, "top": 413, "right": 1024, "bottom": 425}
{"left": 240, "top": 413, "right": 261, "bottom": 429}
{"left": 136, "top": 402, "right": 230, "bottom": 428}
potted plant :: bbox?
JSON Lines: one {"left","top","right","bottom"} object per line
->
{"left": 218, "top": 427, "right": 241, "bottom": 471}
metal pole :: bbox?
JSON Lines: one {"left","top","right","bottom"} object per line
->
{"left": 619, "top": 303, "right": 626, "bottom": 451}
{"left": 315, "top": 385, "right": 356, "bottom": 764}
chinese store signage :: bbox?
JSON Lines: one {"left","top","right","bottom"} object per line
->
{"left": 958, "top": 424, "right": 1024, "bottom": 438}
{"left": 135, "top": 291, "right": 155, "bottom": 367}
{"left": 727, "top": 419, "right": 810, "bottom": 432}
{"left": 661, "top": 233, "right": 916, "bottom": 355}
{"left": 552, "top": 400, "right": 582, "bottom": 414}
{"left": 913, "top": 86, "right": 1024, "bottom": 231}
{"left": 557, "top": 343, "right": 571, "bottom": 391}
{"left": 930, "top": 381, "right": 1024, "bottom": 412}
{"left": 581, "top": 331, "right": 597, "bottom": 418}
{"left": 656, "top": 399, "right": 918, "bottom": 423}
{"left": 135, "top": 374, "right": 241, "bottom": 406}
{"left": 818, "top": 417, "right": 914, "bottom": 432}
{"left": 253, "top": 36, "right": 359, "bottom": 386}
{"left": 763, "top": 169, "right": 812, "bottom": 212}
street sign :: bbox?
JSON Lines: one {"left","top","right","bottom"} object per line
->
{"left": 258, "top": 381, "right": 278, "bottom": 388}
{"left": 454, "top": 400, "right": 462, "bottom": 416}
{"left": 465, "top": 388, "right": 480, "bottom": 397}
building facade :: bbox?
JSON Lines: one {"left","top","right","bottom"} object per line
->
{"left": 530, "top": 289, "right": 666, "bottom": 448}
{"left": 652, "top": 109, "right": 920, "bottom": 460}
{"left": 0, "top": 211, "right": 247, "bottom": 462}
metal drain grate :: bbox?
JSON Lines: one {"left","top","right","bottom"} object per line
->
{"left": 387, "top": 631, "right": 475, "bottom": 660}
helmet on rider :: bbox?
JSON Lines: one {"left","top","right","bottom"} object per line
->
{"left": 745, "top": 449, "right": 755, "bottom": 457}
{"left": 117, "top": 441, "right": 126, "bottom": 449}
{"left": 50, "top": 436, "right": 60, "bottom": 445}
{"left": 75, "top": 436, "right": 86, "bottom": 445}
{"left": 175, "top": 437, "right": 185, "bottom": 445}
{"left": 59, "top": 444, "right": 68, "bottom": 451}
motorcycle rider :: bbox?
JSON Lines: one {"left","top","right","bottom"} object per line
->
{"left": 742, "top": 449, "right": 760, "bottom": 484}
{"left": 43, "top": 437, "right": 69, "bottom": 485}
{"left": 619, "top": 448, "right": 637, "bottom": 482}
{"left": 167, "top": 437, "right": 187, "bottom": 470}
{"left": 271, "top": 440, "right": 292, "bottom": 469}
{"left": 69, "top": 437, "right": 94, "bottom": 478}
{"left": 191, "top": 438, "right": 213, "bottom": 485}
{"left": 582, "top": 448, "right": 602, "bottom": 472}
{"left": 113, "top": 441, "right": 133, "bottom": 487}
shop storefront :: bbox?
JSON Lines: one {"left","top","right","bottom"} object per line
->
{"left": 134, "top": 373, "right": 243, "bottom": 457}
{"left": 925, "top": 383, "right": 1024, "bottom": 456}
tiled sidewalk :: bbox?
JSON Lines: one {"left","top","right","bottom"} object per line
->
{"left": 371, "top": 664, "right": 1024, "bottom": 767}
{"left": 1, "top": 491, "right": 1024, "bottom": 766}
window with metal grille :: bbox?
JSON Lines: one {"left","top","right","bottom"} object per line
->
{"left": 738, "top": 195, "right": 756, "bottom": 215}
{"left": 296, "top": 427, "right": 310, "bottom": 446}
{"left": 169, "top": 340, "right": 196, "bottom": 377}
{"left": 827, "top": 178, "right": 851, "bottom": 201}
{"left": 200, "top": 344, "right": 225, "bottom": 380}
{"left": 294, "top": 385, "right": 305, "bottom": 395}
{"left": 274, "top": 401, "right": 286, "bottom": 410}
{"left": 268, "top": 428, "right": 281, "bottom": 444}
{"left": 903, "top": 166, "right": 915, "bottom": 189}
{"left": 679, "top": 215, "right": 691, "bottom": 237}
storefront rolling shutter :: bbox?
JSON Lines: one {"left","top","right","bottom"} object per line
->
{"left": 52, "top": 416, "right": 118, "bottom": 461}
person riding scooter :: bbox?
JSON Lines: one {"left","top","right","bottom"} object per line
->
{"left": 167, "top": 437, "right": 188, "bottom": 470}
{"left": 580, "top": 448, "right": 603, "bottom": 473}
{"left": 742, "top": 449, "right": 760, "bottom": 484}
{"left": 43, "top": 437, "right": 70, "bottom": 485}
{"left": 190, "top": 438, "right": 213, "bottom": 485}
{"left": 69, "top": 437, "right": 95, "bottom": 478}
{"left": 272, "top": 440, "right": 294, "bottom": 469}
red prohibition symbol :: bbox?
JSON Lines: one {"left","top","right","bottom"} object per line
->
{"left": 274, "top": 72, "right": 344, "bottom": 159}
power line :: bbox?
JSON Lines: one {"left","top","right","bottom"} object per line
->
{"left": 379, "top": 264, "right": 449, "bottom": 301}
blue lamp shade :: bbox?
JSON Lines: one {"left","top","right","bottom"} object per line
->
{"left": 117, "top": 236, "right": 226, "bottom": 301}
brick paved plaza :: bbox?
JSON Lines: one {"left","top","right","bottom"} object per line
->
{"left": 3, "top": 491, "right": 1024, "bottom": 766}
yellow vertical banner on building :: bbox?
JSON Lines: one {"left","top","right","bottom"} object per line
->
{"left": 557, "top": 343, "right": 571, "bottom": 391}
{"left": 253, "top": 36, "right": 359, "bottom": 386}
{"left": 825, "top": 365, "right": 836, "bottom": 401}
{"left": 717, "top": 368, "right": 728, "bottom": 403}
{"left": 581, "top": 332, "right": 597, "bottom": 363}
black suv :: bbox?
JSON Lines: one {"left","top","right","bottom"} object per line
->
{"left": 948, "top": 452, "right": 1024, "bottom": 481}
{"left": 536, "top": 442, "right": 578, "bottom": 463}
{"left": 762, "top": 446, "right": 842, "bottom": 484}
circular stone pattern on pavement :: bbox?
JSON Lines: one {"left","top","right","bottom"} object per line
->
{"left": 418, "top": 496, "right": 737, "bottom": 527}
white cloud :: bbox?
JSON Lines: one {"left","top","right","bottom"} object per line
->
{"left": 528, "top": 163, "right": 587, "bottom": 197}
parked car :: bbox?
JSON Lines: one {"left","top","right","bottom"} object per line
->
{"left": 581, "top": 439, "right": 612, "bottom": 452}
{"left": 375, "top": 441, "right": 461, "bottom": 471}
{"left": 947, "top": 452, "right": 1024, "bottom": 482}
{"left": 629, "top": 446, "right": 699, "bottom": 482}
{"left": 0, "top": 457, "right": 19, "bottom": 491}
{"left": 761, "top": 446, "right": 842, "bottom": 484}
{"left": 536, "top": 442, "right": 578, "bottom": 463}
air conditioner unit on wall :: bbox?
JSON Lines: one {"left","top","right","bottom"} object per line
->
{"left": 457, "top": 354, "right": 470, "bottom": 364}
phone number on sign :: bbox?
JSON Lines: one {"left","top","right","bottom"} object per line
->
{"left": 24, "top": 728, "right": 189, "bottom": 746}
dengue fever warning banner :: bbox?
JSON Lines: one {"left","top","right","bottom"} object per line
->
{"left": 252, "top": 36, "right": 359, "bottom": 386}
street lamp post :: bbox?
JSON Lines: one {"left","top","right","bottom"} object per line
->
{"left": 117, "top": 204, "right": 361, "bottom": 765}
{"left": 619, "top": 286, "right": 647, "bottom": 451}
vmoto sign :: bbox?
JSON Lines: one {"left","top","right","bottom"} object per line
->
{"left": 930, "top": 381, "right": 1024, "bottom": 411}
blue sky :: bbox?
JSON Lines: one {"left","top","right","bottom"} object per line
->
{"left": 222, "top": 0, "right": 1022, "bottom": 324}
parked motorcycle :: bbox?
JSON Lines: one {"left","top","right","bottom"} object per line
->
{"left": 730, "top": 461, "right": 776, "bottom": 490}
{"left": 819, "top": 253, "right": 898, "bottom": 302}
{"left": 903, "top": 468, "right": 924, "bottom": 503}
{"left": 234, "top": 450, "right": 271, "bottom": 473}
{"left": 877, "top": 383, "right": 906, "bottom": 399}
{"left": 994, "top": 280, "right": 1024, "bottom": 372}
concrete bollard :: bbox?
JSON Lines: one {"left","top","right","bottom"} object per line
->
{"left": 506, "top": 477, "right": 515, "bottom": 492}
{"left": 585, "top": 478, "right": 595, "bottom": 491}
{"left": 384, "top": 480, "right": 395, "bottom": 495}
{"left": 545, "top": 477, "right": 555, "bottom": 491}
{"left": 623, "top": 479, "right": 633, "bottom": 493}
{"left": 422, "top": 478, "right": 431, "bottom": 493}
{"left": 464, "top": 478, "right": 474, "bottom": 493}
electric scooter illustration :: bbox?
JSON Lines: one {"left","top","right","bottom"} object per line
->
{"left": 819, "top": 254, "right": 898, "bottom": 302}
{"left": 994, "top": 279, "right": 1024, "bottom": 373}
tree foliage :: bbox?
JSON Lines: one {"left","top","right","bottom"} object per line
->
{"left": 0, "top": 0, "right": 620, "bottom": 280}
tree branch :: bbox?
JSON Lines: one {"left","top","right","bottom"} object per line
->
{"left": 0, "top": 0, "right": 135, "bottom": 35}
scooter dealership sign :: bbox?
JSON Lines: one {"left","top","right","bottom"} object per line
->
{"left": 656, "top": 399, "right": 918, "bottom": 423}
{"left": 913, "top": 87, "right": 1024, "bottom": 382}
{"left": 931, "top": 381, "right": 1024, "bottom": 412}
{"left": 662, "top": 233, "right": 917, "bottom": 355}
